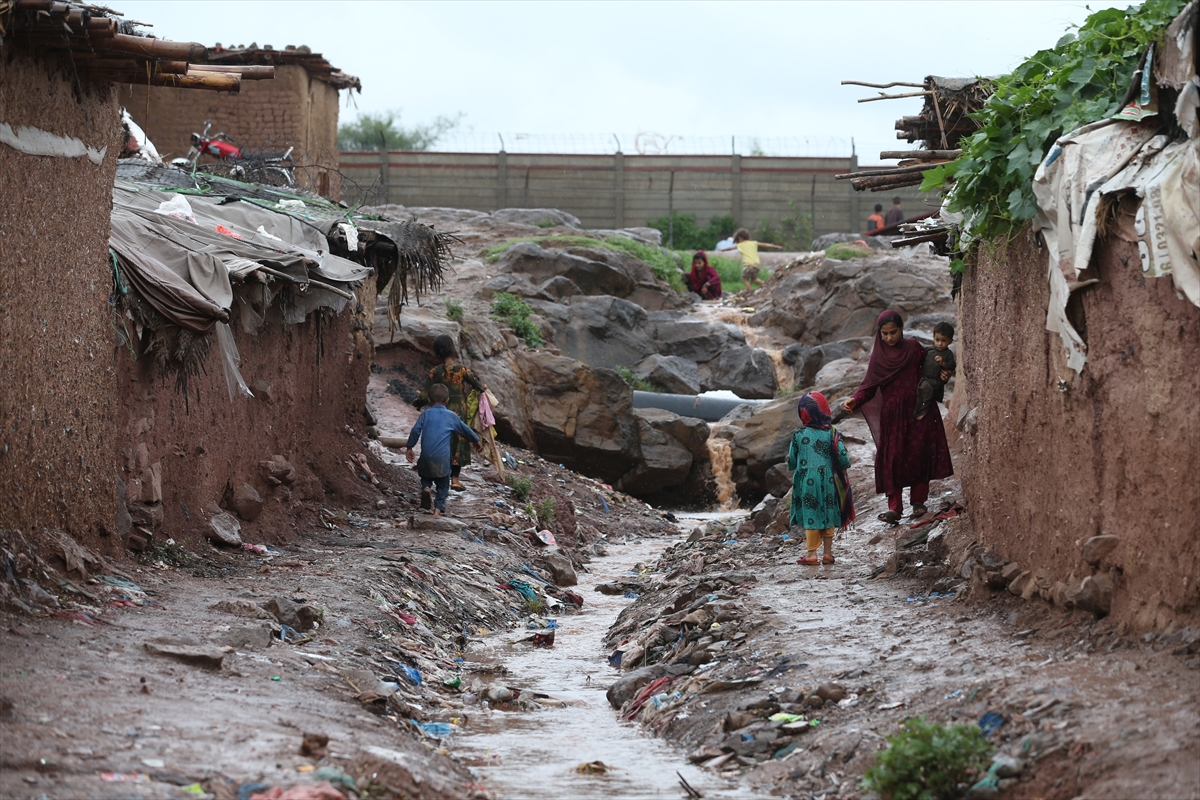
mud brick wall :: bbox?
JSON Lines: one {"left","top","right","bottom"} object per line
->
{"left": 116, "top": 282, "right": 377, "bottom": 548}
{"left": 956, "top": 225, "right": 1200, "bottom": 632}
{"left": 124, "top": 64, "right": 341, "bottom": 197}
{"left": 0, "top": 46, "right": 121, "bottom": 546}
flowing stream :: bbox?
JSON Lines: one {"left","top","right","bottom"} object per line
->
{"left": 454, "top": 533, "right": 758, "bottom": 800}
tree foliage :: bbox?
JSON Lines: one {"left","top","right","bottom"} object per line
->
{"left": 924, "top": 0, "right": 1186, "bottom": 244}
{"left": 338, "top": 110, "right": 462, "bottom": 151}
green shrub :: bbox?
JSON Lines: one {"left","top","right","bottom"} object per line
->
{"left": 706, "top": 253, "right": 755, "bottom": 293}
{"left": 614, "top": 366, "right": 657, "bottom": 392}
{"left": 444, "top": 299, "right": 464, "bottom": 320}
{"left": 490, "top": 292, "right": 543, "bottom": 347}
{"left": 924, "top": 0, "right": 1186, "bottom": 249}
{"left": 536, "top": 497, "right": 556, "bottom": 525}
{"left": 646, "top": 212, "right": 738, "bottom": 251}
{"left": 510, "top": 476, "right": 532, "bottom": 502}
{"left": 533, "top": 218, "right": 557, "bottom": 228}
{"left": 861, "top": 716, "right": 993, "bottom": 800}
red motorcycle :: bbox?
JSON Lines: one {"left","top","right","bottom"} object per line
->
{"left": 177, "top": 119, "right": 295, "bottom": 187}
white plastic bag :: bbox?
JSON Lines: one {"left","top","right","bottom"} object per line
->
{"left": 154, "top": 194, "right": 196, "bottom": 224}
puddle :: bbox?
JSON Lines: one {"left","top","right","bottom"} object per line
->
{"left": 455, "top": 536, "right": 760, "bottom": 800}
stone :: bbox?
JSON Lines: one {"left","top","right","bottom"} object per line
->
{"left": 542, "top": 548, "right": 578, "bottom": 586}
{"left": 606, "top": 664, "right": 667, "bottom": 708}
{"left": 215, "top": 625, "right": 274, "bottom": 651}
{"left": 1071, "top": 573, "right": 1114, "bottom": 616}
{"left": 816, "top": 683, "right": 845, "bottom": 702}
{"left": 127, "top": 532, "right": 149, "bottom": 552}
{"left": 207, "top": 511, "right": 242, "bottom": 547}
{"left": 688, "top": 744, "right": 725, "bottom": 763}
{"left": 1006, "top": 570, "right": 1032, "bottom": 597}
{"left": 230, "top": 483, "right": 263, "bottom": 522}
{"left": 408, "top": 515, "right": 468, "bottom": 531}
{"left": 812, "top": 358, "right": 867, "bottom": 395}
{"left": 144, "top": 637, "right": 226, "bottom": 669}
{"left": 991, "top": 755, "right": 1024, "bottom": 778}
{"left": 260, "top": 455, "right": 296, "bottom": 486}
{"left": 115, "top": 476, "right": 132, "bottom": 542}
{"left": 999, "top": 563, "right": 1023, "bottom": 584}
{"left": 128, "top": 502, "right": 163, "bottom": 530}
{"left": 1082, "top": 535, "right": 1120, "bottom": 566}
{"left": 632, "top": 354, "right": 701, "bottom": 395}
{"left": 624, "top": 408, "right": 698, "bottom": 496}
{"left": 252, "top": 379, "right": 275, "bottom": 403}
{"left": 263, "top": 596, "right": 319, "bottom": 631}
{"left": 700, "top": 346, "right": 778, "bottom": 398}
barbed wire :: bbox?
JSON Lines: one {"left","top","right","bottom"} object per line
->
{"left": 382, "top": 132, "right": 860, "bottom": 158}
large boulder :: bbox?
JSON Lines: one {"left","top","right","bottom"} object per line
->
{"left": 764, "top": 252, "right": 953, "bottom": 345}
{"left": 812, "top": 358, "right": 867, "bottom": 396}
{"left": 626, "top": 409, "right": 696, "bottom": 494}
{"left": 491, "top": 208, "right": 581, "bottom": 228}
{"left": 724, "top": 396, "right": 797, "bottom": 502}
{"left": 651, "top": 316, "right": 746, "bottom": 362}
{"left": 633, "top": 354, "right": 701, "bottom": 395}
{"left": 784, "top": 337, "right": 872, "bottom": 390}
{"left": 491, "top": 243, "right": 684, "bottom": 312}
{"left": 542, "top": 296, "right": 657, "bottom": 370}
{"left": 699, "top": 346, "right": 779, "bottom": 399}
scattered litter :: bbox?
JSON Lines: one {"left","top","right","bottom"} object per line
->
{"left": 979, "top": 711, "right": 1006, "bottom": 738}
{"left": 100, "top": 773, "right": 149, "bottom": 783}
{"left": 575, "top": 761, "right": 609, "bottom": 774}
{"left": 878, "top": 701, "right": 905, "bottom": 710}
{"left": 398, "top": 665, "right": 422, "bottom": 687}
{"left": 410, "top": 719, "right": 455, "bottom": 738}
{"left": 907, "top": 591, "right": 955, "bottom": 602}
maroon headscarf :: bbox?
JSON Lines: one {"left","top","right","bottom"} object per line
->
{"left": 855, "top": 309, "right": 924, "bottom": 448}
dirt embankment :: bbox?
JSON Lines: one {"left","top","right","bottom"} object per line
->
{"left": 957, "top": 228, "right": 1200, "bottom": 634}
{"left": 0, "top": 438, "right": 672, "bottom": 800}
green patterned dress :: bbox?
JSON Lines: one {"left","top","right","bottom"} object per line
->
{"left": 416, "top": 362, "right": 485, "bottom": 471}
{"left": 787, "top": 426, "right": 850, "bottom": 530}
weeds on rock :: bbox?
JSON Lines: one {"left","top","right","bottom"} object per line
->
{"left": 861, "top": 716, "right": 992, "bottom": 800}
{"left": 615, "top": 366, "right": 657, "bottom": 392}
{"left": 533, "top": 218, "right": 557, "bottom": 228}
{"left": 826, "top": 242, "right": 872, "bottom": 260}
{"left": 510, "top": 477, "right": 533, "bottom": 502}
{"left": 483, "top": 236, "right": 686, "bottom": 294}
{"left": 445, "top": 299, "right": 464, "bottom": 321}
{"left": 490, "top": 292, "right": 543, "bottom": 347}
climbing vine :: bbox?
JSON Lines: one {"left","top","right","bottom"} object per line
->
{"left": 923, "top": 0, "right": 1187, "bottom": 247}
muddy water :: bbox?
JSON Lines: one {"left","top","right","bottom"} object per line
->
{"left": 455, "top": 536, "right": 759, "bottom": 800}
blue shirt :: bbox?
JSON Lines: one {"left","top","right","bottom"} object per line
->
{"left": 406, "top": 404, "right": 480, "bottom": 478}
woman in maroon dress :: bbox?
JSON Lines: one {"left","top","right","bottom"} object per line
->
{"left": 843, "top": 309, "right": 953, "bottom": 524}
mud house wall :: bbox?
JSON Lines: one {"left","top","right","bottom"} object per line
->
{"left": 116, "top": 287, "right": 375, "bottom": 547}
{"left": 337, "top": 150, "right": 928, "bottom": 240}
{"left": 957, "top": 226, "right": 1200, "bottom": 632}
{"left": 124, "top": 64, "right": 341, "bottom": 197}
{"left": 0, "top": 46, "right": 120, "bottom": 545}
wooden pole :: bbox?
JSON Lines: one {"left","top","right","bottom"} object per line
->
{"left": 859, "top": 90, "right": 933, "bottom": 103}
{"left": 106, "top": 33, "right": 207, "bottom": 61}
{"left": 879, "top": 150, "right": 961, "bottom": 161}
{"left": 841, "top": 80, "right": 924, "bottom": 89}
{"left": 836, "top": 162, "right": 949, "bottom": 181}
{"left": 190, "top": 63, "right": 275, "bottom": 80}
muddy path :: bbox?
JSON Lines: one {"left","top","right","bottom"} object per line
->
{"left": 601, "top": 420, "right": 1200, "bottom": 800}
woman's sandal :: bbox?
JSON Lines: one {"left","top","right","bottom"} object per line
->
{"left": 877, "top": 511, "right": 900, "bottom": 525}
{"left": 822, "top": 555, "right": 836, "bottom": 565}
{"left": 909, "top": 505, "right": 928, "bottom": 519}
{"left": 797, "top": 554, "right": 821, "bottom": 565}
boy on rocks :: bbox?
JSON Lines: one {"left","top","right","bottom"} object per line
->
{"left": 720, "top": 228, "right": 781, "bottom": 290}
{"left": 406, "top": 383, "right": 481, "bottom": 516}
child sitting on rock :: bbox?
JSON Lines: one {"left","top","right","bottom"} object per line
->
{"left": 719, "top": 228, "right": 781, "bottom": 290}
{"left": 915, "top": 322, "right": 956, "bottom": 420}
{"left": 406, "top": 383, "right": 481, "bottom": 516}
{"left": 788, "top": 391, "right": 854, "bottom": 565}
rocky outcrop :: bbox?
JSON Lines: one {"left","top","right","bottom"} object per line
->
{"left": 755, "top": 252, "right": 954, "bottom": 346}
{"left": 489, "top": 243, "right": 686, "bottom": 312}
{"left": 627, "top": 408, "right": 713, "bottom": 502}
{"left": 632, "top": 355, "right": 701, "bottom": 395}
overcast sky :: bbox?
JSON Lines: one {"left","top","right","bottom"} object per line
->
{"left": 121, "top": 1, "right": 1122, "bottom": 162}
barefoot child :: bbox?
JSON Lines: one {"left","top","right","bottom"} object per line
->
{"left": 719, "top": 228, "right": 781, "bottom": 290}
{"left": 914, "top": 322, "right": 956, "bottom": 420}
{"left": 788, "top": 391, "right": 855, "bottom": 565}
{"left": 406, "top": 383, "right": 481, "bottom": 516}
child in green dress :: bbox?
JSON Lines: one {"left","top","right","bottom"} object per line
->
{"left": 787, "top": 391, "right": 855, "bottom": 565}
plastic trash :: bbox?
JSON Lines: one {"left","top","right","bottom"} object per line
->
{"left": 313, "top": 767, "right": 356, "bottom": 794}
{"left": 502, "top": 452, "right": 518, "bottom": 470}
{"left": 507, "top": 579, "right": 538, "bottom": 602}
{"left": 608, "top": 650, "right": 623, "bottom": 667}
{"left": 623, "top": 592, "right": 640, "bottom": 599}
{"left": 399, "top": 665, "right": 422, "bottom": 687}
{"left": 278, "top": 199, "right": 306, "bottom": 211}
{"left": 410, "top": 719, "right": 455, "bottom": 738}
{"left": 215, "top": 224, "right": 243, "bottom": 239}
{"left": 278, "top": 625, "right": 310, "bottom": 644}
{"left": 598, "top": 495, "right": 611, "bottom": 514}
{"left": 155, "top": 194, "right": 195, "bottom": 223}
{"left": 443, "top": 676, "right": 462, "bottom": 689}
{"left": 533, "top": 529, "right": 557, "bottom": 546}
{"left": 237, "top": 783, "right": 271, "bottom": 800}
{"left": 978, "top": 711, "right": 1006, "bottom": 738}
{"left": 769, "top": 712, "right": 806, "bottom": 723}
{"left": 532, "top": 630, "right": 555, "bottom": 647}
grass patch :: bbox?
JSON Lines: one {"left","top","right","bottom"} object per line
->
{"left": 444, "top": 298, "right": 464, "bottom": 321}
{"left": 490, "top": 292, "right": 543, "bottom": 348}
{"left": 826, "top": 242, "right": 872, "bottom": 260}
{"left": 700, "top": 253, "right": 763, "bottom": 294}
{"left": 533, "top": 218, "right": 557, "bottom": 228}
{"left": 614, "top": 366, "right": 658, "bottom": 392}
{"left": 484, "top": 236, "right": 686, "bottom": 294}
{"left": 861, "top": 716, "right": 992, "bottom": 800}
{"left": 509, "top": 476, "right": 533, "bottom": 502}
{"left": 536, "top": 497, "right": 556, "bottom": 526}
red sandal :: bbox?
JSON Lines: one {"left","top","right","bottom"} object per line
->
{"left": 797, "top": 554, "right": 820, "bottom": 565}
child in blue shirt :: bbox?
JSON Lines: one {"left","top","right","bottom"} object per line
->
{"left": 406, "top": 383, "right": 481, "bottom": 516}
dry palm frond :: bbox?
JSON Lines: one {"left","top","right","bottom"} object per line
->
{"left": 357, "top": 217, "right": 459, "bottom": 338}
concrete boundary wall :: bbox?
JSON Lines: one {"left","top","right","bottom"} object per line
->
{"left": 338, "top": 151, "right": 929, "bottom": 241}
